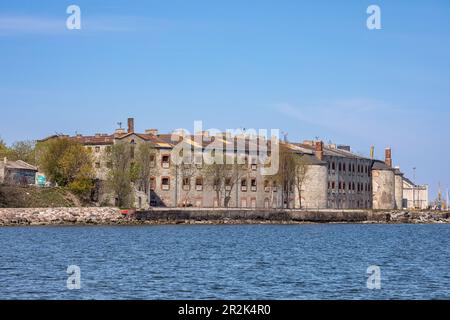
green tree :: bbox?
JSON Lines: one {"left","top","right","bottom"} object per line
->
{"left": 106, "top": 143, "right": 134, "bottom": 208}
{"left": 36, "top": 137, "right": 94, "bottom": 198}
{"left": 135, "top": 143, "right": 157, "bottom": 194}
{"left": 0, "top": 138, "right": 11, "bottom": 160}
{"left": 9, "top": 140, "right": 36, "bottom": 164}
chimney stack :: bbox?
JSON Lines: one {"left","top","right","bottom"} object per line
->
{"left": 385, "top": 148, "right": 392, "bottom": 167}
{"left": 315, "top": 141, "right": 324, "bottom": 161}
{"left": 370, "top": 146, "right": 374, "bottom": 159}
{"left": 127, "top": 118, "right": 135, "bottom": 133}
{"left": 3, "top": 157, "right": 7, "bottom": 165}
{"left": 145, "top": 129, "right": 158, "bottom": 135}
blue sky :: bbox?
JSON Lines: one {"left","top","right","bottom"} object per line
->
{"left": 0, "top": 0, "right": 449, "bottom": 199}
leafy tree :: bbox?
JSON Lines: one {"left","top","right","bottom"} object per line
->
{"left": 106, "top": 143, "right": 134, "bottom": 208}
{"left": 36, "top": 137, "right": 94, "bottom": 198}
{"left": 135, "top": 143, "right": 157, "bottom": 194}
{"left": 0, "top": 138, "right": 11, "bottom": 160}
{"left": 273, "top": 144, "right": 297, "bottom": 209}
{"left": 293, "top": 154, "right": 310, "bottom": 209}
{"left": 202, "top": 152, "right": 248, "bottom": 208}
{"left": 9, "top": 140, "right": 36, "bottom": 165}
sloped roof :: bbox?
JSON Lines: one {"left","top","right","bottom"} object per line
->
{"left": 2, "top": 159, "right": 37, "bottom": 171}
{"left": 371, "top": 160, "right": 394, "bottom": 171}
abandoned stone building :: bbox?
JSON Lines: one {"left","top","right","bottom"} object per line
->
{"left": 39, "top": 118, "right": 427, "bottom": 210}
{"left": 0, "top": 157, "right": 38, "bottom": 185}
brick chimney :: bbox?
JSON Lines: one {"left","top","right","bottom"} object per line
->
{"left": 315, "top": 141, "right": 324, "bottom": 161}
{"left": 127, "top": 118, "right": 135, "bottom": 133}
{"left": 385, "top": 148, "right": 392, "bottom": 167}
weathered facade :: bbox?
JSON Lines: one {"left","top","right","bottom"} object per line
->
{"left": 39, "top": 118, "right": 423, "bottom": 210}
{"left": 0, "top": 158, "right": 38, "bottom": 185}
{"left": 402, "top": 177, "right": 429, "bottom": 209}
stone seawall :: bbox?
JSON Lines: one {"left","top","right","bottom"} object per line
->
{"left": 0, "top": 207, "right": 125, "bottom": 226}
{"left": 134, "top": 209, "right": 389, "bottom": 224}
{"left": 0, "top": 207, "right": 448, "bottom": 226}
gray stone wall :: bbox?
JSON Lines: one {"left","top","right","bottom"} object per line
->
{"left": 372, "top": 169, "right": 396, "bottom": 209}
{"left": 394, "top": 173, "right": 403, "bottom": 209}
{"left": 325, "top": 156, "right": 372, "bottom": 209}
{"left": 300, "top": 164, "right": 328, "bottom": 209}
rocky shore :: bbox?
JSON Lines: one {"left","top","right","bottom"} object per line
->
{"left": 0, "top": 207, "right": 449, "bottom": 226}
{"left": 0, "top": 207, "right": 127, "bottom": 226}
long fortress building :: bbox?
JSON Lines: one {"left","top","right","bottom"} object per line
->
{"left": 39, "top": 118, "right": 428, "bottom": 210}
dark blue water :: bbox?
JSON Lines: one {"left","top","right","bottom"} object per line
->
{"left": 0, "top": 224, "right": 449, "bottom": 300}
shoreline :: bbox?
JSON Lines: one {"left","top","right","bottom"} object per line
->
{"left": 0, "top": 207, "right": 449, "bottom": 227}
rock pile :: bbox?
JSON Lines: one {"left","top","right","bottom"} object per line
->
{"left": 0, "top": 207, "right": 126, "bottom": 226}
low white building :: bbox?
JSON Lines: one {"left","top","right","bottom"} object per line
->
{"left": 402, "top": 177, "right": 429, "bottom": 209}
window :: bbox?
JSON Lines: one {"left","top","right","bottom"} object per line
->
{"left": 150, "top": 154, "right": 156, "bottom": 167}
{"left": 272, "top": 180, "right": 277, "bottom": 192}
{"left": 213, "top": 178, "right": 220, "bottom": 191}
{"left": 182, "top": 177, "right": 190, "bottom": 191}
{"left": 161, "top": 155, "right": 170, "bottom": 168}
{"left": 332, "top": 181, "right": 335, "bottom": 190}
{"left": 225, "top": 178, "right": 232, "bottom": 191}
{"left": 106, "top": 162, "right": 112, "bottom": 169}
{"left": 150, "top": 177, "right": 156, "bottom": 190}
{"left": 241, "top": 178, "right": 247, "bottom": 192}
{"left": 95, "top": 146, "right": 101, "bottom": 153}
{"left": 251, "top": 178, "right": 257, "bottom": 191}
{"left": 338, "top": 163, "right": 342, "bottom": 171}
{"left": 95, "top": 162, "right": 101, "bottom": 168}
{"left": 106, "top": 146, "right": 112, "bottom": 153}
{"left": 264, "top": 180, "right": 270, "bottom": 192}
{"left": 161, "top": 177, "right": 170, "bottom": 190}
{"left": 251, "top": 158, "right": 257, "bottom": 171}
{"left": 332, "top": 162, "right": 336, "bottom": 170}
{"left": 195, "top": 177, "right": 203, "bottom": 191}
{"left": 343, "top": 163, "right": 346, "bottom": 172}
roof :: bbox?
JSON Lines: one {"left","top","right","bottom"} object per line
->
{"left": 115, "top": 132, "right": 173, "bottom": 148}
{"left": 371, "top": 160, "right": 394, "bottom": 171}
{"left": 72, "top": 135, "right": 114, "bottom": 145}
{"left": 291, "top": 142, "right": 372, "bottom": 160}
{"left": 1, "top": 159, "right": 38, "bottom": 171}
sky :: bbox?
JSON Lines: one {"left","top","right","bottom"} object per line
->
{"left": 0, "top": 0, "right": 449, "bottom": 200}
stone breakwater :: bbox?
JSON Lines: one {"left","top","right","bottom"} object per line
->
{"left": 134, "top": 209, "right": 450, "bottom": 224}
{"left": 0, "top": 207, "right": 126, "bottom": 226}
{"left": 1, "top": 207, "right": 448, "bottom": 226}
